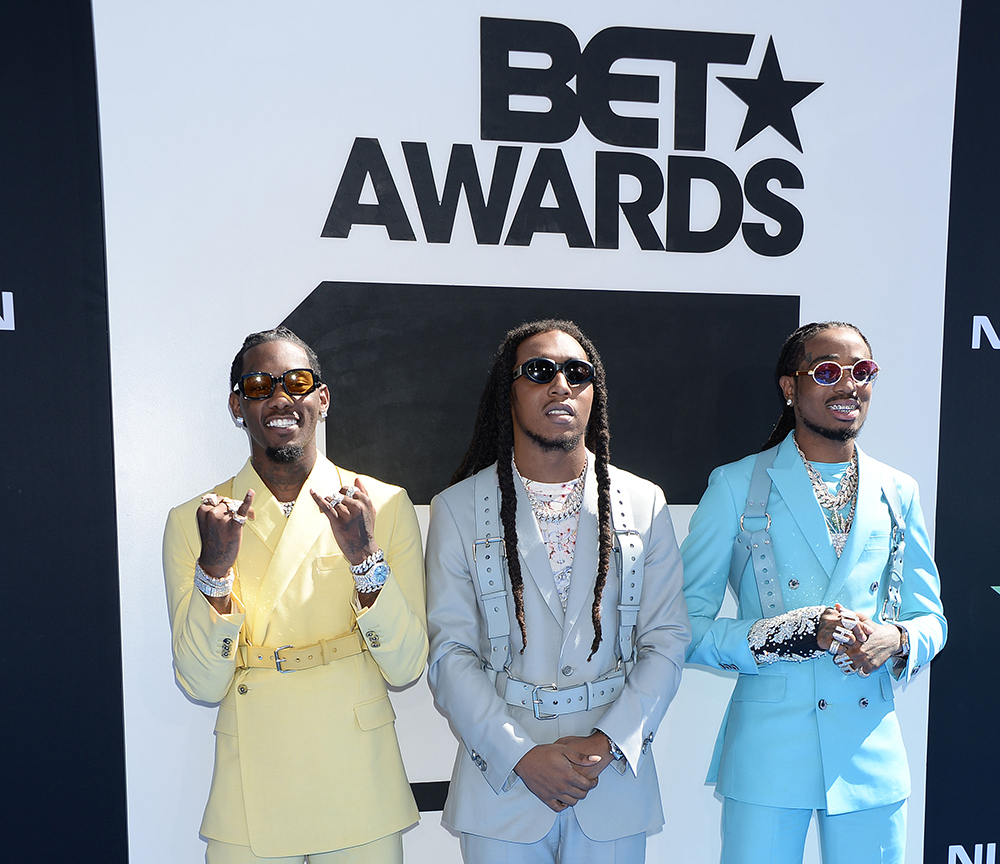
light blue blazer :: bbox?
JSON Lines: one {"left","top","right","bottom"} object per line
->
{"left": 681, "top": 434, "right": 946, "bottom": 815}
{"left": 426, "top": 459, "right": 691, "bottom": 842}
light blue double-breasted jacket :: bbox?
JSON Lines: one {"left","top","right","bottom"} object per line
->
{"left": 680, "top": 434, "right": 946, "bottom": 814}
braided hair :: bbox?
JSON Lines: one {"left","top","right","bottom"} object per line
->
{"left": 452, "top": 320, "right": 613, "bottom": 660}
{"left": 762, "top": 321, "right": 873, "bottom": 450}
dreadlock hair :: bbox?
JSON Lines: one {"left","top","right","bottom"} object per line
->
{"left": 229, "top": 327, "right": 323, "bottom": 390}
{"left": 762, "top": 321, "right": 873, "bottom": 451}
{"left": 452, "top": 320, "right": 613, "bottom": 661}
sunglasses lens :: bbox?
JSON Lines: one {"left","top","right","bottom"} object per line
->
{"left": 241, "top": 373, "right": 275, "bottom": 399}
{"left": 853, "top": 360, "right": 878, "bottom": 383}
{"left": 523, "top": 359, "right": 557, "bottom": 383}
{"left": 563, "top": 360, "right": 593, "bottom": 385}
{"left": 811, "top": 362, "right": 843, "bottom": 385}
{"left": 283, "top": 369, "right": 316, "bottom": 395}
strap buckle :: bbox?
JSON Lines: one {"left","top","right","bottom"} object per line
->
{"left": 473, "top": 536, "right": 505, "bottom": 562}
{"left": 881, "top": 585, "right": 902, "bottom": 623}
{"left": 739, "top": 512, "right": 771, "bottom": 532}
{"left": 532, "top": 684, "right": 559, "bottom": 720}
{"left": 274, "top": 645, "right": 294, "bottom": 673}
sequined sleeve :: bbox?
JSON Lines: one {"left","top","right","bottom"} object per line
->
{"left": 747, "top": 605, "right": 828, "bottom": 665}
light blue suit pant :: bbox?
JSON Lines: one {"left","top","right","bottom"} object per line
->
{"left": 721, "top": 799, "right": 905, "bottom": 864}
{"left": 460, "top": 808, "right": 645, "bottom": 864}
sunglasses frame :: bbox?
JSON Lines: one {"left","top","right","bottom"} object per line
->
{"left": 512, "top": 357, "right": 595, "bottom": 386}
{"left": 793, "top": 359, "right": 880, "bottom": 387}
{"left": 234, "top": 368, "right": 321, "bottom": 400}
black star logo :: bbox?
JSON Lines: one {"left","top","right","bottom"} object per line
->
{"left": 718, "top": 37, "right": 822, "bottom": 152}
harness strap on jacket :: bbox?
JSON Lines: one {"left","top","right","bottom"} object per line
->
{"left": 729, "top": 446, "right": 784, "bottom": 618}
{"left": 471, "top": 463, "right": 643, "bottom": 713}
{"left": 880, "top": 477, "right": 905, "bottom": 623}
{"left": 472, "top": 469, "right": 510, "bottom": 674}
{"left": 610, "top": 472, "right": 645, "bottom": 672}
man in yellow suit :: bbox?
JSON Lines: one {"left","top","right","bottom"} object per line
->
{"left": 163, "top": 327, "right": 427, "bottom": 863}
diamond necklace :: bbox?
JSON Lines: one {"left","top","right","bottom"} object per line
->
{"left": 793, "top": 433, "right": 858, "bottom": 557}
{"left": 512, "top": 458, "right": 587, "bottom": 523}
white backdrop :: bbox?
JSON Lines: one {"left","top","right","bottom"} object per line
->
{"left": 92, "top": 2, "right": 961, "bottom": 861}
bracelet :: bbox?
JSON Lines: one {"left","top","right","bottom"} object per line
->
{"left": 596, "top": 729, "right": 624, "bottom": 761}
{"left": 354, "top": 562, "right": 390, "bottom": 594}
{"left": 195, "top": 560, "right": 234, "bottom": 598}
{"left": 350, "top": 548, "right": 384, "bottom": 576}
{"left": 891, "top": 624, "right": 910, "bottom": 658}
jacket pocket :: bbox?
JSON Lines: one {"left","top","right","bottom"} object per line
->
{"left": 731, "top": 674, "right": 786, "bottom": 703}
{"left": 354, "top": 694, "right": 397, "bottom": 731}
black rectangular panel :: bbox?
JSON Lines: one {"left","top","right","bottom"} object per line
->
{"left": 0, "top": 3, "right": 128, "bottom": 860}
{"left": 284, "top": 282, "right": 798, "bottom": 505}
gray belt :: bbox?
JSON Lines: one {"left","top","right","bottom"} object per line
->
{"left": 501, "top": 669, "right": 626, "bottom": 720}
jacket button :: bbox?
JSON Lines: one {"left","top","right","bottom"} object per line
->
{"left": 870, "top": 581, "right": 879, "bottom": 594}
{"left": 237, "top": 684, "right": 248, "bottom": 695}
{"left": 818, "top": 699, "right": 828, "bottom": 710}
{"left": 561, "top": 665, "right": 573, "bottom": 677}
{"left": 788, "top": 579, "right": 799, "bottom": 590}
{"left": 859, "top": 698, "right": 869, "bottom": 708}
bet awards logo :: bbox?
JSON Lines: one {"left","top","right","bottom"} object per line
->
{"left": 323, "top": 17, "right": 823, "bottom": 256}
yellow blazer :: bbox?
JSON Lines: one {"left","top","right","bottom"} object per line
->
{"left": 163, "top": 457, "right": 427, "bottom": 857}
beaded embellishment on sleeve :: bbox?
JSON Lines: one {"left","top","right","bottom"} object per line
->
{"left": 748, "top": 605, "right": 828, "bottom": 665}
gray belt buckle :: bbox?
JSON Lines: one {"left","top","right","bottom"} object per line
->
{"left": 532, "top": 683, "right": 559, "bottom": 720}
{"left": 473, "top": 537, "right": 506, "bottom": 562}
{"left": 274, "top": 644, "right": 295, "bottom": 673}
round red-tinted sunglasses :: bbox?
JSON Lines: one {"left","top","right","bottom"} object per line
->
{"left": 794, "top": 359, "right": 879, "bottom": 387}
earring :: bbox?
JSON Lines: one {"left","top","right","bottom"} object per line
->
{"left": 320, "top": 411, "right": 328, "bottom": 421}
{"left": 786, "top": 398, "right": 793, "bottom": 406}
{"left": 235, "top": 417, "right": 245, "bottom": 428}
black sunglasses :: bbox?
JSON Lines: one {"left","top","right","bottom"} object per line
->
{"left": 234, "top": 368, "right": 321, "bottom": 400}
{"left": 512, "top": 357, "right": 595, "bottom": 386}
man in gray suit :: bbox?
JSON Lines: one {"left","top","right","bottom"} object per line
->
{"left": 426, "top": 319, "right": 690, "bottom": 863}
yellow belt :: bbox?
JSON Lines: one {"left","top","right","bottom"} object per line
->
{"left": 237, "top": 630, "right": 366, "bottom": 672}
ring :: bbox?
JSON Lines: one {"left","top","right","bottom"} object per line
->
{"left": 231, "top": 513, "right": 247, "bottom": 525}
{"left": 225, "top": 500, "right": 241, "bottom": 515}
{"left": 832, "top": 625, "right": 853, "bottom": 645}
{"left": 325, "top": 492, "right": 345, "bottom": 507}
{"left": 857, "top": 668, "right": 870, "bottom": 678}
{"left": 839, "top": 611, "right": 858, "bottom": 630}
{"left": 202, "top": 494, "right": 219, "bottom": 507}
{"left": 343, "top": 486, "right": 358, "bottom": 499}
{"left": 833, "top": 653, "right": 854, "bottom": 673}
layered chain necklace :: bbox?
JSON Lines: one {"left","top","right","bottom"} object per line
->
{"left": 512, "top": 457, "right": 587, "bottom": 523}
{"left": 793, "top": 433, "right": 859, "bottom": 557}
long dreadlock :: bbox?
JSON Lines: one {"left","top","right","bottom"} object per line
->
{"left": 762, "top": 321, "right": 873, "bottom": 451}
{"left": 451, "top": 320, "right": 614, "bottom": 661}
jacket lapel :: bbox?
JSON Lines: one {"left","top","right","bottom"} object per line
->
{"left": 237, "top": 458, "right": 344, "bottom": 647}
{"left": 513, "top": 471, "right": 565, "bottom": 625}
{"left": 561, "top": 457, "right": 598, "bottom": 641}
{"left": 767, "top": 435, "right": 839, "bottom": 579}
{"left": 823, "top": 446, "right": 881, "bottom": 604}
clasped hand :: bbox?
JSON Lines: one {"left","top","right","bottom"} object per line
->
{"left": 514, "top": 732, "right": 612, "bottom": 812}
{"left": 817, "top": 603, "right": 901, "bottom": 675}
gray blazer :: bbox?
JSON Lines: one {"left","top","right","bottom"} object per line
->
{"left": 426, "top": 458, "right": 690, "bottom": 842}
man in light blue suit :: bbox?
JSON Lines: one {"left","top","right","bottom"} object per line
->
{"left": 681, "top": 322, "right": 946, "bottom": 864}
{"left": 427, "top": 320, "right": 690, "bottom": 863}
